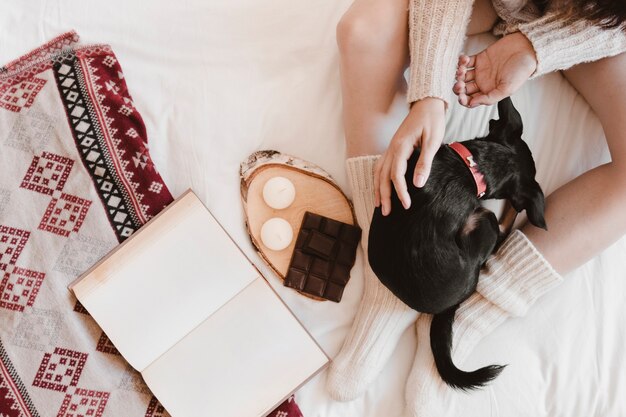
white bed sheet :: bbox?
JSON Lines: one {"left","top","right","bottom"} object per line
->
{"left": 1, "top": 1, "right": 625, "bottom": 416}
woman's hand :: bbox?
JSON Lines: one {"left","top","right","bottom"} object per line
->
{"left": 374, "top": 97, "right": 445, "bottom": 216}
{"left": 454, "top": 32, "right": 538, "bottom": 107}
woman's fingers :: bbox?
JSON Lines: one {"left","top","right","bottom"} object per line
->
{"left": 456, "top": 67, "right": 475, "bottom": 84}
{"left": 465, "top": 80, "right": 480, "bottom": 95}
{"left": 455, "top": 59, "right": 477, "bottom": 106}
{"left": 379, "top": 155, "right": 393, "bottom": 216}
{"left": 373, "top": 156, "right": 383, "bottom": 207}
{"left": 457, "top": 55, "right": 470, "bottom": 69}
{"left": 377, "top": 97, "right": 446, "bottom": 215}
{"left": 458, "top": 92, "right": 470, "bottom": 106}
{"left": 379, "top": 136, "right": 419, "bottom": 215}
{"left": 390, "top": 142, "right": 414, "bottom": 210}
{"left": 413, "top": 134, "right": 439, "bottom": 188}
{"left": 454, "top": 80, "right": 479, "bottom": 97}
{"left": 456, "top": 66, "right": 466, "bottom": 81}
{"left": 465, "top": 54, "right": 476, "bottom": 68}
{"left": 453, "top": 80, "right": 465, "bottom": 95}
{"left": 458, "top": 54, "right": 476, "bottom": 70}
{"left": 415, "top": 121, "right": 445, "bottom": 187}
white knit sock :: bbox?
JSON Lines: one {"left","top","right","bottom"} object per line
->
{"left": 405, "top": 230, "right": 563, "bottom": 416}
{"left": 326, "top": 155, "right": 419, "bottom": 402}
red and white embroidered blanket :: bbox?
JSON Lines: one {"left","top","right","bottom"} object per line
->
{"left": 0, "top": 31, "right": 303, "bottom": 417}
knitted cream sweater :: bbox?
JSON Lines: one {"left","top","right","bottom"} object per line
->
{"left": 408, "top": 0, "right": 626, "bottom": 104}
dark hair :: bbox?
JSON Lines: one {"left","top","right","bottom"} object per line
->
{"left": 534, "top": 0, "right": 626, "bottom": 29}
{"left": 571, "top": 0, "right": 626, "bottom": 29}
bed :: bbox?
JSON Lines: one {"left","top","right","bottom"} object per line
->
{"left": 1, "top": 1, "right": 624, "bottom": 416}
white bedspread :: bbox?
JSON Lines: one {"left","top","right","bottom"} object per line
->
{"left": 2, "top": 1, "right": 625, "bottom": 416}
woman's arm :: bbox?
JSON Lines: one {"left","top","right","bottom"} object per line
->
{"left": 519, "top": 11, "right": 626, "bottom": 77}
{"left": 407, "top": 0, "right": 475, "bottom": 106}
{"left": 455, "top": 10, "right": 626, "bottom": 108}
{"left": 375, "top": 0, "right": 476, "bottom": 216}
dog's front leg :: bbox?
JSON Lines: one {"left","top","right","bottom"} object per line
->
{"left": 497, "top": 200, "right": 518, "bottom": 245}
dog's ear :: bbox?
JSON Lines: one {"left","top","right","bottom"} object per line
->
{"left": 510, "top": 180, "right": 547, "bottom": 230}
{"left": 497, "top": 97, "right": 522, "bottom": 133}
{"left": 487, "top": 98, "right": 523, "bottom": 146}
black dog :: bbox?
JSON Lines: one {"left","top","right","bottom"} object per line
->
{"left": 368, "top": 98, "right": 546, "bottom": 390}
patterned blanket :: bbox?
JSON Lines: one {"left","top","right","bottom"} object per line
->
{"left": 0, "top": 31, "right": 302, "bottom": 417}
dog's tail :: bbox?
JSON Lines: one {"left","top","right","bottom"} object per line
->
{"left": 430, "top": 304, "right": 506, "bottom": 390}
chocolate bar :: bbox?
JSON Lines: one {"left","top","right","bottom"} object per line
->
{"left": 284, "top": 212, "right": 361, "bottom": 302}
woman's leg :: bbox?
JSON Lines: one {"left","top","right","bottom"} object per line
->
{"left": 523, "top": 52, "right": 626, "bottom": 274}
{"left": 327, "top": 0, "right": 419, "bottom": 402}
{"left": 338, "top": 0, "right": 410, "bottom": 157}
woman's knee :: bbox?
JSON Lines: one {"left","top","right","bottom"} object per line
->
{"left": 336, "top": 1, "right": 408, "bottom": 55}
{"left": 563, "top": 53, "right": 626, "bottom": 167}
{"left": 564, "top": 53, "right": 626, "bottom": 123}
{"left": 336, "top": 12, "right": 387, "bottom": 54}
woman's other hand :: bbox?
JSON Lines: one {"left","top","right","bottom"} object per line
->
{"left": 454, "top": 32, "right": 538, "bottom": 107}
{"left": 374, "top": 97, "right": 445, "bottom": 216}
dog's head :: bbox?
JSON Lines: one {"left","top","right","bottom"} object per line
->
{"left": 483, "top": 98, "right": 546, "bottom": 230}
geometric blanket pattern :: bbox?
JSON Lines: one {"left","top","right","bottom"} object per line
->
{"left": 0, "top": 31, "right": 303, "bottom": 417}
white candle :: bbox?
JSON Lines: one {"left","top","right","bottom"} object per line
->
{"left": 260, "top": 218, "right": 293, "bottom": 251}
{"left": 262, "top": 176, "right": 296, "bottom": 210}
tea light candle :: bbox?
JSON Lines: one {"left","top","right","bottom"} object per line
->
{"left": 260, "top": 218, "right": 293, "bottom": 251}
{"left": 262, "top": 176, "right": 296, "bottom": 210}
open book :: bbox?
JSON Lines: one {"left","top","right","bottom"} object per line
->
{"left": 70, "top": 190, "right": 328, "bottom": 417}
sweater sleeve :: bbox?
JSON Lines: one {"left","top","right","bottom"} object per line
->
{"left": 407, "top": 0, "right": 475, "bottom": 106}
{"left": 518, "top": 11, "right": 626, "bottom": 77}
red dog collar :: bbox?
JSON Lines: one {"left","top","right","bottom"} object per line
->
{"left": 448, "top": 142, "right": 487, "bottom": 198}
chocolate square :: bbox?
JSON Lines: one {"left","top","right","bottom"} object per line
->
{"left": 291, "top": 250, "right": 312, "bottom": 271}
{"left": 295, "top": 229, "right": 310, "bottom": 249}
{"left": 304, "top": 275, "right": 327, "bottom": 297}
{"left": 324, "top": 282, "right": 345, "bottom": 302}
{"left": 283, "top": 211, "right": 362, "bottom": 302}
{"left": 331, "top": 264, "right": 351, "bottom": 285}
{"left": 311, "top": 258, "right": 332, "bottom": 277}
{"left": 303, "top": 230, "right": 337, "bottom": 260}
{"left": 302, "top": 213, "right": 322, "bottom": 230}
{"left": 284, "top": 269, "right": 308, "bottom": 291}
{"left": 321, "top": 218, "right": 342, "bottom": 237}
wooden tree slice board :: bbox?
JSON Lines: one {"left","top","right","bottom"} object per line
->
{"left": 240, "top": 151, "right": 356, "bottom": 301}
